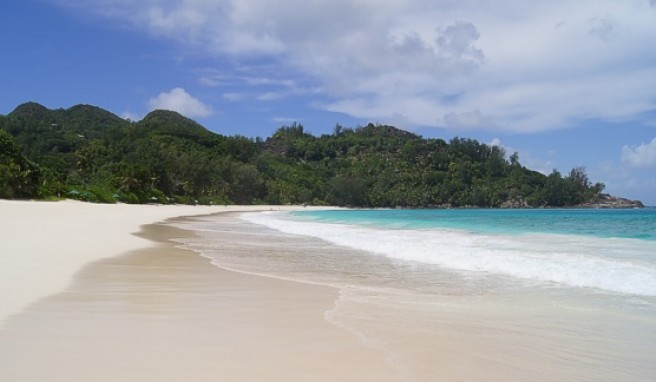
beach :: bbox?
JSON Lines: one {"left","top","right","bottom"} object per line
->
{"left": 1, "top": 200, "right": 654, "bottom": 381}
{"left": 176, "top": 209, "right": 656, "bottom": 381}
{"left": 0, "top": 199, "right": 290, "bottom": 325}
{"left": 0, "top": 201, "right": 395, "bottom": 381}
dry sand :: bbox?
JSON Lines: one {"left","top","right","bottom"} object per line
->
{"left": 0, "top": 200, "right": 396, "bottom": 381}
{"left": 0, "top": 199, "right": 293, "bottom": 325}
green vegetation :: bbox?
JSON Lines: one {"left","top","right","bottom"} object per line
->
{"left": 0, "top": 102, "right": 606, "bottom": 207}
{"left": 0, "top": 129, "right": 40, "bottom": 199}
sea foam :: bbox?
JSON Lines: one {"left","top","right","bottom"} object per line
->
{"left": 242, "top": 211, "right": 656, "bottom": 297}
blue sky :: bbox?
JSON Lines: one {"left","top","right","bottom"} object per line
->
{"left": 2, "top": 0, "right": 655, "bottom": 204}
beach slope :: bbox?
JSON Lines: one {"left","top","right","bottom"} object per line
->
{"left": 0, "top": 200, "right": 396, "bottom": 381}
{"left": 0, "top": 200, "right": 228, "bottom": 324}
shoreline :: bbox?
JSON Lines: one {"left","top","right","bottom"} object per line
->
{"left": 0, "top": 199, "right": 319, "bottom": 325}
{"left": 178, "top": 209, "right": 656, "bottom": 381}
{"left": 3, "top": 200, "right": 653, "bottom": 380}
{"left": 0, "top": 201, "right": 397, "bottom": 381}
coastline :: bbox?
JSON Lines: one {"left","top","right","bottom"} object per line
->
{"left": 0, "top": 200, "right": 323, "bottom": 326}
{"left": 2, "top": 200, "right": 654, "bottom": 380}
{"left": 0, "top": 201, "right": 396, "bottom": 381}
{"left": 181, "top": 209, "right": 656, "bottom": 381}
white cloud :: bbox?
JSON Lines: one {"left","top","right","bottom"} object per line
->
{"left": 622, "top": 138, "right": 656, "bottom": 168}
{"left": 523, "top": 157, "right": 557, "bottom": 176}
{"left": 444, "top": 109, "right": 494, "bottom": 130}
{"left": 257, "top": 92, "right": 283, "bottom": 101}
{"left": 148, "top": 88, "right": 213, "bottom": 118}
{"left": 487, "top": 138, "right": 556, "bottom": 174}
{"left": 121, "top": 111, "right": 141, "bottom": 122}
{"left": 599, "top": 162, "right": 656, "bottom": 205}
{"left": 53, "top": 0, "right": 656, "bottom": 133}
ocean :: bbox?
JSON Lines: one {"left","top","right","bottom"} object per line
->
{"left": 248, "top": 208, "right": 656, "bottom": 297}
{"left": 179, "top": 208, "right": 656, "bottom": 380}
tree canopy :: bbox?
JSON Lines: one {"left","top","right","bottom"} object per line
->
{"left": 0, "top": 103, "right": 608, "bottom": 207}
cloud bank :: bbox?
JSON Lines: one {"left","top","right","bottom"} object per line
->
{"left": 148, "top": 88, "right": 213, "bottom": 118}
{"left": 622, "top": 138, "right": 656, "bottom": 168}
{"left": 53, "top": 0, "right": 656, "bottom": 133}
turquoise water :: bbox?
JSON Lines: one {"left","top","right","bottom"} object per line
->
{"left": 245, "top": 208, "right": 656, "bottom": 297}
{"left": 291, "top": 208, "right": 656, "bottom": 241}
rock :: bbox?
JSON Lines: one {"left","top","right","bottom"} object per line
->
{"left": 500, "top": 198, "right": 529, "bottom": 209}
{"left": 578, "top": 194, "right": 644, "bottom": 209}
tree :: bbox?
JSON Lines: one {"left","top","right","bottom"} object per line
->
{"left": 228, "top": 163, "right": 264, "bottom": 204}
{"left": 566, "top": 166, "right": 591, "bottom": 204}
{"left": 544, "top": 169, "right": 566, "bottom": 206}
{"left": 327, "top": 176, "right": 367, "bottom": 206}
{"left": 0, "top": 130, "right": 41, "bottom": 198}
{"left": 509, "top": 152, "right": 520, "bottom": 166}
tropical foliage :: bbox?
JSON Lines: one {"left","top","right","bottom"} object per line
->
{"left": 0, "top": 102, "right": 605, "bottom": 207}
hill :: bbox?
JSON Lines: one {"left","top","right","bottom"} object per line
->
{"left": 0, "top": 102, "right": 640, "bottom": 207}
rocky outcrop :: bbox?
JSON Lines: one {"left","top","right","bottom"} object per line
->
{"left": 498, "top": 194, "right": 645, "bottom": 209}
{"left": 578, "top": 194, "right": 644, "bottom": 209}
{"left": 500, "top": 198, "right": 530, "bottom": 209}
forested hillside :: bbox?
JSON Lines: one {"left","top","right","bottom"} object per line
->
{"left": 0, "top": 102, "right": 609, "bottom": 207}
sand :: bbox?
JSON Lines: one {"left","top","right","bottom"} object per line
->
{"left": 0, "top": 199, "right": 298, "bottom": 325}
{"left": 0, "top": 200, "right": 396, "bottom": 381}
{"left": 3, "top": 200, "right": 653, "bottom": 381}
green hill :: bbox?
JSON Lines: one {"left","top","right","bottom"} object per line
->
{"left": 0, "top": 102, "right": 618, "bottom": 207}
{"left": 137, "top": 109, "right": 218, "bottom": 145}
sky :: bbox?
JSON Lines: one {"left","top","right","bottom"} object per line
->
{"left": 1, "top": 0, "right": 655, "bottom": 205}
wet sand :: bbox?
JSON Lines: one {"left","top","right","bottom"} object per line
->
{"left": 177, "top": 212, "right": 656, "bottom": 381}
{"left": 0, "top": 216, "right": 397, "bottom": 381}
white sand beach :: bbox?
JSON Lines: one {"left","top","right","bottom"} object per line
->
{"left": 0, "top": 199, "right": 285, "bottom": 325}
{"left": 2, "top": 200, "right": 653, "bottom": 381}
{"left": 0, "top": 200, "right": 396, "bottom": 381}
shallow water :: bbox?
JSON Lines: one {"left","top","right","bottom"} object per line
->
{"left": 246, "top": 209, "right": 656, "bottom": 298}
{"left": 177, "top": 210, "right": 656, "bottom": 381}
